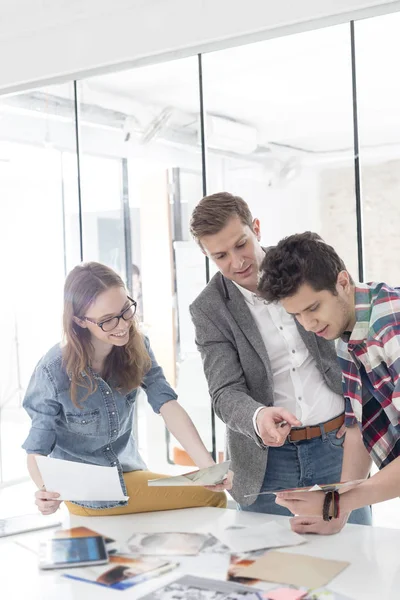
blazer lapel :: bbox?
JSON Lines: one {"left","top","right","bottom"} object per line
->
{"left": 222, "top": 277, "right": 273, "bottom": 378}
{"left": 217, "top": 275, "right": 324, "bottom": 378}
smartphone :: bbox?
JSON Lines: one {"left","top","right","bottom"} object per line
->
{"left": 39, "top": 535, "right": 109, "bottom": 570}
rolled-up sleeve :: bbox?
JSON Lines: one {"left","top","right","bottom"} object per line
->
{"left": 344, "top": 397, "right": 357, "bottom": 427}
{"left": 141, "top": 337, "right": 177, "bottom": 414}
{"left": 22, "top": 365, "right": 61, "bottom": 455}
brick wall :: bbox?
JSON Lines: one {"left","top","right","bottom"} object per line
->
{"left": 320, "top": 159, "right": 400, "bottom": 286}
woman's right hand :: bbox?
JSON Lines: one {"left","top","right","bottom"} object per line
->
{"left": 35, "top": 488, "right": 62, "bottom": 515}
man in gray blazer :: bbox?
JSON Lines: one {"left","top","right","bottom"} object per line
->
{"left": 189, "top": 192, "right": 370, "bottom": 527}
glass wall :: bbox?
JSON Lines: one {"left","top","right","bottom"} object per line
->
{"left": 0, "top": 83, "right": 79, "bottom": 483}
{"left": 202, "top": 23, "right": 358, "bottom": 453}
{"left": 355, "top": 12, "right": 400, "bottom": 285}
{"left": 2, "top": 12, "right": 400, "bottom": 528}
{"left": 77, "top": 58, "right": 210, "bottom": 473}
{"left": 353, "top": 11, "right": 400, "bottom": 525}
{"left": 203, "top": 24, "right": 358, "bottom": 276}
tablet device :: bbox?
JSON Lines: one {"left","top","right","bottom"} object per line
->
{"left": 39, "top": 535, "right": 109, "bottom": 570}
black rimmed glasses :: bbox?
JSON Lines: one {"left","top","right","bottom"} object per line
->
{"left": 80, "top": 297, "right": 137, "bottom": 332}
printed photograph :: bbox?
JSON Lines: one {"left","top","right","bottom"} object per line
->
{"left": 64, "top": 554, "right": 174, "bottom": 590}
{"left": 127, "top": 532, "right": 209, "bottom": 555}
{"left": 140, "top": 574, "right": 261, "bottom": 600}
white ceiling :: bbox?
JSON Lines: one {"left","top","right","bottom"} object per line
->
{"left": 83, "top": 14, "right": 400, "bottom": 154}
{"left": 2, "top": 12, "right": 400, "bottom": 160}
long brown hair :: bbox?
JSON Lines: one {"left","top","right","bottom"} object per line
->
{"left": 62, "top": 262, "right": 151, "bottom": 407}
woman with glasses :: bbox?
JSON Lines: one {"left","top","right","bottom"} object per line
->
{"left": 22, "top": 262, "right": 232, "bottom": 516}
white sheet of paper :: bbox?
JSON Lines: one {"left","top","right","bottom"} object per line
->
{"left": 148, "top": 461, "right": 230, "bottom": 487}
{"left": 174, "top": 553, "right": 231, "bottom": 580}
{"left": 216, "top": 521, "right": 306, "bottom": 553}
{"left": 35, "top": 456, "right": 129, "bottom": 501}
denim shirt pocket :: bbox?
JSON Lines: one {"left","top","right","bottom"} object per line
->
{"left": 65, "top": 408, "right": 100, "bottom": 436}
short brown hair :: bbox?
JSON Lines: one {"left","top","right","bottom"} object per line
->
{"left": 190, "top": 192, "right": 254, "bottom": 244}
{"left": 258, "top": 231, "right": 352, "bottom": 302}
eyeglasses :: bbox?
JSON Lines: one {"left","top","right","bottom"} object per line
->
{"left": 80, "top": 297, "right": 137, "bottom": 332}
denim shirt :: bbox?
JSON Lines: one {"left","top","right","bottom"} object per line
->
{"left": 22, "top": 336, "right": 177, "bottom": 510}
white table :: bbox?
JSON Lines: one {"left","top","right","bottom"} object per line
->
{"left": 1, "top": 506, "right": 399, "bottom": 598}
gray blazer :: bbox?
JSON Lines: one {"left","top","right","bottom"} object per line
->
{"left": 190, "top": 272, "right": 343, "bottom": 505}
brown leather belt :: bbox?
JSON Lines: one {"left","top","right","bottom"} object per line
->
{"left": 287, "top": 414, "right": 344, "bottom": 443}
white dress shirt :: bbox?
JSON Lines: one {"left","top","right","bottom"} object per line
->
{"left": 233, "top": 283, "right": 344, "bottom": 430}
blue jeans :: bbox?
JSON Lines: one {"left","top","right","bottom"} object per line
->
{"left": 239, "top": 428, "right": 371, "bottom": 525}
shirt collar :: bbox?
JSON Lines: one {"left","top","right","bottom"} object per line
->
{"left": 232, "top": 281, "right": 259, "bottom": 305}
{"left": 341, "top": 282, "right": 373, "bottom": 346}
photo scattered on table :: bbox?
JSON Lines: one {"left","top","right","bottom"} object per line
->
{"left": 227, "top": 554, "right": 259, "bottom": 586}
{"left": 127, "top": 532, "right": 209, "bottom": 556}
{"left": 139, "top": 574, "right": 261, "bottom": 599}
{"left": 64, "top": 554, "right": 174, "bottom": 590}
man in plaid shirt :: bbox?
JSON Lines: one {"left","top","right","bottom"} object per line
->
{"left": 257, "top": 231, "right": 400, "bottom": 535}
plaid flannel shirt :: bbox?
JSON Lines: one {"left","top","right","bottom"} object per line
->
{"left": 336, "top": 282, "right": 400, "bottom": 469}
